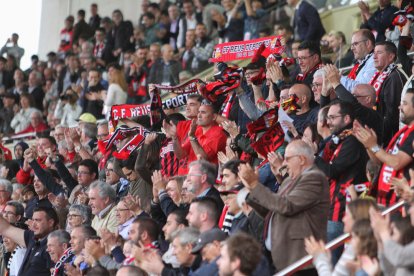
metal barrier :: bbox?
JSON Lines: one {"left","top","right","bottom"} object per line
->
{"left": 275, "top": 200, "right": 406, "bottom": 276}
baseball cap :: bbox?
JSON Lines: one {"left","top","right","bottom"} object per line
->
{"left": 191, "top": 228, "right": 228, "bottom": 254}
{"left": 77, "top": 113, "right": 97, "bottom": 124}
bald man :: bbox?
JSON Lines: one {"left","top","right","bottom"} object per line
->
{"left": 287, "top": 84, "right": 319, "bottom": 135}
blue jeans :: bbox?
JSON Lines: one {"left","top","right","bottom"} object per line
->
{"left": 327, "top": 220, "right": 344, "bottom": 266}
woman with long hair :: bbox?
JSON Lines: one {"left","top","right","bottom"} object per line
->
{"left": 103, "top": 64, "right": 128, "bottom": 116}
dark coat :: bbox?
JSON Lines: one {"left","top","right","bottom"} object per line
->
{"left": 293, "top": 1, "right": 325, "bottom": 42}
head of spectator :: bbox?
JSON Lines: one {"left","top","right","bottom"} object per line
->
{"left": 0, "top": 180, "right": 12, "bottom": 208}
{"left": 116, "top": 266, "right": 147, "bottom": 276}
{"left": 96, "top": 121, "right": 109, "bottom": 142}
{"left": 116, "top": 199, "right": 134, "bottom": 226}
{"left": 64, "top": 15, "right": 74, "bottom": 30}
{"left": 47, "top": 230, "right": 71, "bottom": 263}
{"left": 112, "top": 9, "right": 124, "bottom": 26}
{"left": 19, "top": 92, "right": 34, "bottom": 111}
{"left": 14, "top": 142, "right": 28, "bottom": 161}
{"left": 183, "top": 0, "right": 195, "bottom": 17}
{"left": 88, "top": 181, "right": 116, "bottom": 215}
{"left": 88, "top": 69, "right": 101, "bottom": 88}
{"left": 68, "top": 204, "right": 92, "bottom": 230}
{"left": 142, "top": 12, "right": 156, "bottom": 29}
{"left": 377, "top": 0, "right": 391, "bottom": 9}
{"left": 400, "top": 88, "right": 414, "bottom": 126}
{"left": 161, "top": 44, "right": 174, "bottom": 64}
{"left": 90, "top": 3, "right": 98, "bottom": 16}
{"left": 187, "top": 160, "right": 217, "bottom": 196}
{"left": 105, "top": 158, "right": 121, "bottom": 186}
{"left": 373, "top": 41, "right": 397, "bottom": 72}
{"left": 192, "top": 228, "right": 227, "bottom": 263}
{"left": 148, "top": 3, "right": 161, "bottom": 20}
{"left": 281, "top": 140, "right": 315, "bottom": 180}
{"left": 168, "top": 4, "right": 180, "bottom": 21}
{"left": 36, "top": 135, "right": 57, "bottom": 159}
{"left": 1, "top": 160, "right": 19, "bottom": 181}
{"left": 70, "top": 225, "right": 97, "bottom": 256}
{"left": 327, "top": 101, "right": 354, "bottom": 135}
{"left": 297, "top": 41, "right": 321, "bottom": 74}
{"left": 32, "top": 206, "right": 59, "bottom": 239}
{"left": 166, "top": 176, "right": 185, "bottom": 205}
{"left": 197, "top": 102, "right": 217, "bottom": 131}
{"left": 29, "top": 110, "right": 45, "bottom": 129}
{"left": 77, "top": 159, "right": 99, "bottom": 187}
{"left": 352, "top": 84, "right": 376, "bottom": 108}
{"left": 53, "top": 125, "right": 65, "bottom": 144}
{"left": 163, "top": 209, "right": 188, "bottom": 242}
{"left": 288, "top": 84, "right": 312, "bottom": 113}
{"left": 108, "top": 63, "right": 128, "bottom": 91}
{"left": 217, "top": 232, "right": 262, "bottom": 276}
{"left": 312, "top": 69, "right": 327, "bottom": 103}
{"left": 221, "top": 0, "right": 236, "bottom": 11}
{"left": 351, "top": 29, "right": 375, "bottom": 61}
{"left": 187, "top": 197, "right": 219, "bottom": 232}
{"left": 181, "top": 178, "right": 196, "bottom": 204}
{"left": 28, "top": 70, "right": 42, "bottom": 89}
{"left": 149, "top": 43, "right": 161, "bottom": 63}
{"left": 302, "top": 123, "right": 322, "bottom": 153}
{"left": 101, "top": 16, "right": 112, "bottom": 33}
{"left": 221, "top": 160, "right": 241, "bottom": 190}
{"left": 33, "top": 171, "right": 58, "bottom": 200}
{"left": 94, "top": 28, "right": 106, "bottom": 44}
{"left": 120, "top": 153, "right": 139, "bottom": 182}
{"left": 328, "top": 31, "right": 347, "bottom": 52}
{"left": 2, "top": 92, "right": 16, "bottom": 109}
{"left": 195, "top": 23, "right": 208, "bottom": 41}
{"left": 390, "top": 216, "right": 414, "bottom": 245}
{"left": 128, "top": 217, "right": 160, "bottom": 245}
{"left": 276, "top": 25, "right": 294, "bottom": 42}
{"left": 317, "top": 106, "right": 330, "bottom": 139}
{"left": 11, "top": 183, "right": 24, "bottom": 201}
{"left": 350, "top": 219, "right": 377, "bottom": 259}
{"left": 3, "top": 200, "right": 24, "bottom": 224}
{"left": 171, "top": 227, "right": 200, "bottom": 267}
{"left": 185, "top": 94, "right": 203, "bottom": 119}
{"left": 21, "top": 185, "right": 35, "bottom": 204}
{"left": 13, "top": 68, "right": 25, "bottom": 84}
{"left": 343, "top": 198, "right": 377, "bottom": 233}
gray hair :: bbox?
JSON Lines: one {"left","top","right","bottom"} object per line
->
{"left": 6, "top": 200, "right": 24, "bottom": 217}
{"left": 189, "top": 160, "right": 217, "bottom": 185}
{"left": 82, "top": 123, "right": 97, "bottom": 139}
{"left": 89, "top": 181, "right": 116, "bottom": 203}
{"left": 313, "top": 69, "right": 326, "bottom": 79}
{"left": 48, "top": 229, "right": 71, "bottom": 244}
{"left": 287, "top": 140, "right": 314, "bottom": 162}
{"left": 0, "top": 180, "right": 13, "bottom": 194}
{"left": 172, "top": 227, "right": 200, "bottom": 246}
{"left": 68, "top": 204, "right": 92, "bottom": 225}
{"left": 97, "top": 120, "right": 108, "bottom": 128}
{"left": 12, "top": 183, "right": 24, "bottom": 192}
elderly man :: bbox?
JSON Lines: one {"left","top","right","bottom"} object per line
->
{"left": 186, "top": 160, "right": 224, "bottom": 212}
{"left": 240, "top": 140, "right": 330, "bottom": 273}
{"left": 116, "top": 199, "right": 135, "bottom": 240}
{"left": 47, "top": 229, "right": 73, "bottom": 276}
{"left": 88, "top": 181, "right": 117, "bottom": 233}
{"left": 70, "top": 225, "right": 97, "bottom": 269}
{"left": 16, "top": 110, "right": 48, "bottom": 135}
{"left": 341, "top": 29, "right": 376, "bottom": 92}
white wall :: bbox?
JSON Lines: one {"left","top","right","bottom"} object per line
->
{"left": 38, "top": 0, "right": 143, "bottom": 60}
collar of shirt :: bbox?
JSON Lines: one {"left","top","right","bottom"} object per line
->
{"left": 295, "top": 0, "right": 303, "bottom": 10}
{"left": 197, "top": 187, "right": 211, "bottom": 198}
{"left": 119, "top": 217, "right": 134, "bottom": 232}
{"left": 97, "top": 204, "right": 113, "bottom": 219}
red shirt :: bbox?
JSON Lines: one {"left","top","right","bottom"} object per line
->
{"left": 16, "top": 122, "right": 48, "bottom": 135}
{"left": 181, "top": 124, "right": 227, "bottom": 166}
{"left": 176, "top": 120, "right": 192, "bottom": 175}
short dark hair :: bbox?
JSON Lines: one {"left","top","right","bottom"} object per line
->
{"left": 91, "top": 3, "right": 98, "bottom": 8}
{"left": 187, "top": 94, "right": 204, "bottom": 103}
{"left": 37, "top": 134, "right": 57, "bottom": 147}
{"left": 329, "top": 100, "right": 355, "bottom": 121}
{"left": 298, "top": 41, "right": 321, "bottom": 58}
{"left": 79, "top": 159, "right": 99, "bottom": 179}
{"left": 358, "top": 29, "right": 375, "bottom": 46}
{"left": 225, "top": 232, "right": 262, "bottom": 275}
{"left": 165, "top": 113, "right": 186, "bottom": 126}
{"left": 33, "top": 206, "right": 59, "bottom": 228}
{"left": 143, "top": 12, "right": 155, "bottom": 20}
{"left": 375, "top": 41, "right": 397, "bottom": 61}
{"left": 148, "top": 3, "right": 160, "bottom": 10}
{"left": 170, "top": 209, "right": 189, "bottom": 227}
{"left": 222, "top": 159, "right": 241, "bottom": 176}
{"left": 191, "top": 197, "right": 219, "bottom": 225}
{"left": 6, "top": 200, "right": 24, "bottom": 217}
{"left": 132, "top": 217, "right": 160, "bottom": 242}
{"left": 78, "top": 9, "right": 86, "bottom": 17}
{"left": 405, "top": 88, "right": 414, "bottom": 106}
{"left": 76, "top": 225, "right": 97, "bottom": 239}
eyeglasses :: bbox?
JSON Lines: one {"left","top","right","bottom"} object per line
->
{"left": 115, "top": 208, "right": 130, "bottom": 213}
{"left": 2, "top": 211, "right": 16, "bottom": 216}
{"left": 350, "top": 40, "right": 367, "bottom": 48}
{"left": 311, "top": 83, "right": 322, "bottom": 89}
{"left": 77, "top": 171, "right": 91, "bottom": 176}
{"left": 327, "top": 114, "right": 344, "bottom": 121}
{"left": 284, "top": 155, "right": 300, "bottom": 162}
{"left": 106, "top": 168, "right": 114, "bottom": 173}
{"left": 68, "top": 214, "right": 82, "bottom": 219}
{"left": 187, "top": 173, "right": 203, "bottom": 177}
{"left": 296, "top": 54, "right": 315, "bottom": 62}
{"left": 97, "top": 133, "right": 109, "bottom": 140}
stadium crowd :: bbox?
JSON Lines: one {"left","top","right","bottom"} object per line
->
{"left": 1, "top": 0, "right": 414, "bottom": 275}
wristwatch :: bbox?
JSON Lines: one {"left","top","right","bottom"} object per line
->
{"left": 370, "top": 145, "right": 380, "bottom": 153}
{"left": 75, "top": 145, "right": 82, "bottom": 153}
{"left": 189, "top": 136, "right": 197, "bottom": 142}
